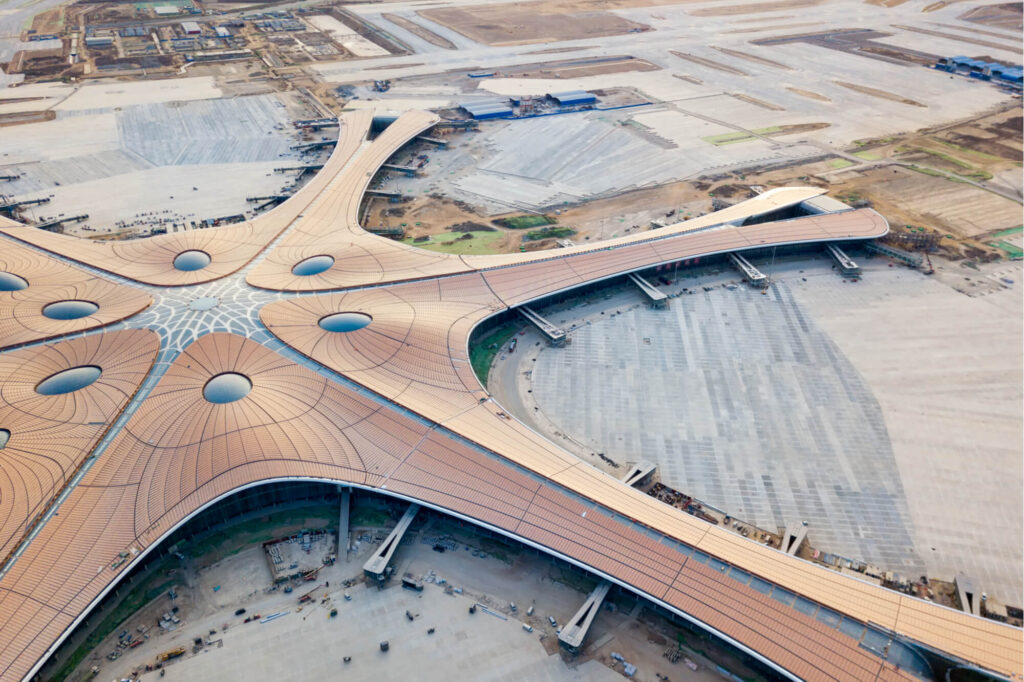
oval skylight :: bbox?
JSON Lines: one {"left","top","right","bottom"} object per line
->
{"left": 42, "top": 300, "right": 99, "bottom": 320}
{"left": 203, "top": 372, "right": 253, "bottom": 404}
{"left": 36, "top": 366, "right": 102, "bottom": 395}
{"left": 292, "top": 255, "right": 335, "bottom": 277}
{"left": 318, "top": 312, "right": 372, "bottom": 333}
{"left": 173, "top": 250, "right": 212, "bottom": 272}
{"left": 0, "top": 272, "right": 28, "bottom": 291}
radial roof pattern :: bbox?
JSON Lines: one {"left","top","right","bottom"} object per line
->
{"left": 0, "top": 109, "right": 1018, "bottom": 682}
{"left": 0, "top": 240, "right": 152, "bottom": 351}
{"left": 0, "top": 330, "right": 158, "bottom": 565}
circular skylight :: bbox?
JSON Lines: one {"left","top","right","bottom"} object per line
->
{"left": 203, "top": 372, "right": 253, "bottom": 404}
{"left": 318, "top": 312, "right": 372, "bottom": 333}
{"left": 173, "top": 250, "right": 212, "bottom": 272}
{"left": 42, "top": 300, "right": 99, "bottom": 320}
{"left": 36, "top": 366, "right": 102, "bottom": 395}
{"left": 0, "top": 272, "right": 28, "bottom": 291}
{"left": 292, "top": 255, "right": 335, "bottom": 277}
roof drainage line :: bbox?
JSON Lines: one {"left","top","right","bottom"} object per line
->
{"left": 20, "top": 476, "right": 802, "bottom": 682}
{"left": 0, "top": 336, "right": 179, "bottom": 581}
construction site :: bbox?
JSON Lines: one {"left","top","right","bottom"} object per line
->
{"left": 49, "top": 488, "right": 770, "bottom": 682}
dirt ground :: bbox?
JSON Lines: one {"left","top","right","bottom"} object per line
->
{"left": 671, "top": 51, "right": 749, "bottom": 76}
{"left": 787, "top": 86, "right": 832, "bottom": 102}
{"left": 689, "top": 0, "right": 822, "bottom": 16}
{"left": 28, "top": 6, "right": 63, "bottom": 35}
{"left": 510, "top": 57, "right": 661, "bottom": 79}
{"left": 958, "top": 2, "right": 1023, "bottom": 30}
{"left": 833, "top": 81, "right": 927, "bottom": 107}
{"left": 730, "top": 92, "right": 786, "bottom": 111}
{"left": 383, "top": 106, "right": 1019, "bottom": 258}
{"left": 64, "top": 505, "right": 764, "bottom": 682}
{"left": 835, "top": 166, "right": 1021, "bottom": 238}
{"left": 713, "top": 46, "right": 793, "bottom": 70}
{"left": 419, "top": 4, "right": 651, "bottom": 46}
{"left": 370, "top": 196, "right": 523, "bottom": 251}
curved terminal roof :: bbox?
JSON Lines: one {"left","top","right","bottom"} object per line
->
{"left": 0, "top": 111, "right": 374, "bottom": 287}
{"left": 0, "top": 330, "right": 159, "bottom": 565}
{"left": 0, "top": 241, "right": 152, "bottom": 350}
{"left": 0, "top": 109, "right": 1019, "bottom": 682}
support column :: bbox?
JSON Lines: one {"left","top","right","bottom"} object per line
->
{"left": 338, "top": 485, "right": 351, "bottom": 561}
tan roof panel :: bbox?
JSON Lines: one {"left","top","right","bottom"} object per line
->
{"left": 0, "top": 111, "right": 373, "bottom": 287}
{"left": 0, "top": 330, "right": 158, "bottom": 565}
{"left": 0, "top": 103, "right": 1019, "bottom": 681}
{"left": 0, "top": 240, "right": 152, "bottom": 350}
{"left": 259, "top": 206, "right": 1021, "bottom": 678}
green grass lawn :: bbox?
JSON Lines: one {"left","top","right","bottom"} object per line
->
{"left": 989, "top": 226, "right": 1023, "bottom": 239}
{"left": 524, "top": 226, "right": 575, "bottom": 241}
{"left": 469, "top": 322, "right": 520, "bottom": 386}
{"left": 990, "top": 240, "right": 1024, "bottom": 258}
{"left": 912, "top": 147, "right": 973, "bottom": 170}
{"left": 852, "top": 150, "right": 883, "bottom": 161}
{"left": 495, "top": 215, "right": 553, "bottom": 230}
{"left": 827, "top": 158, "right": 855, "bottom": 169}
{"left": 402, "top": 231, "right": 508, "bottom": 255}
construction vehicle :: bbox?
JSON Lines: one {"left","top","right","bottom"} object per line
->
{"left": 297, "top": 584, "right": 319, "bottom": 604}
{"left": 156, "top": 647, "right": 186, "bottom": 662}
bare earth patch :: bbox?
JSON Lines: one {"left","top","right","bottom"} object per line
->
{"left": 787, "top": 86, "right": 832, "bottom": 102}
{"left": 670, "top": 50, "right": 749, "bottom": 76}
{"left": 834, "top": 80, "right": 926, "bottom": 107}
{"left": 419, "top": 4, "right": 651, "bottom": 46}
{"left": 713, "top": 46, "right": 792, "bottom": 69}
{"left": 730, "top": 92, "right": 785, "bottom": 111}
{"left": 690, "top": 0, "right": 822, "bottom": 16}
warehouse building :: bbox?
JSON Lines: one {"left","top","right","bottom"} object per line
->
{"left": 548, "top": 90, "right": 597, "bottom": 106}
{"left": 460, "top": 99, "right": 514, "bottom": 120}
